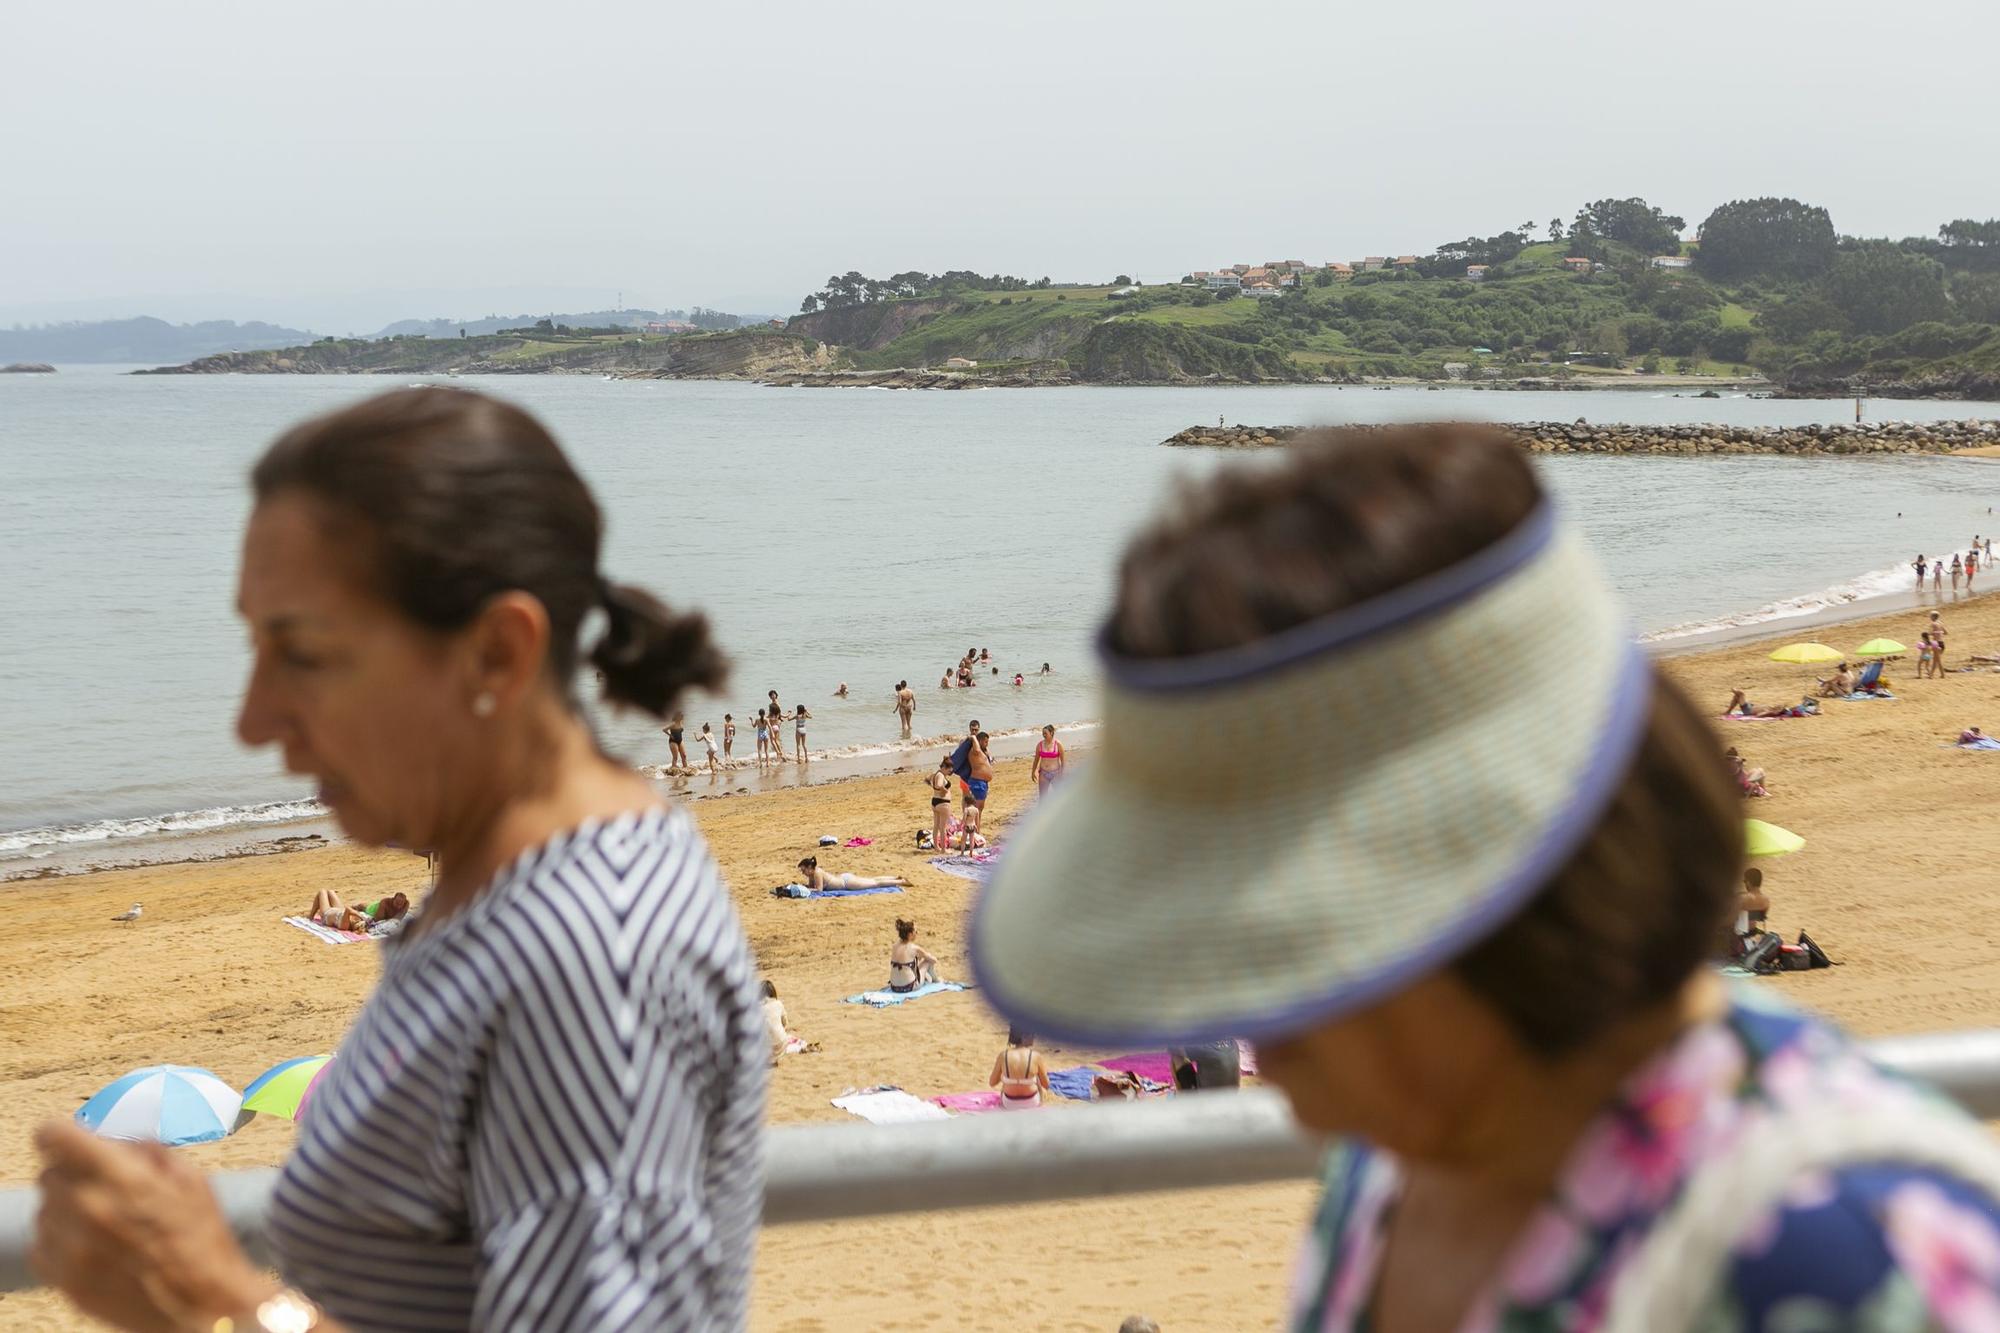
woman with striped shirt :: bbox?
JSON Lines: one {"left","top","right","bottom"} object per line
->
{"left": 33, "top": 388, "right": 767, "bottom": 1332}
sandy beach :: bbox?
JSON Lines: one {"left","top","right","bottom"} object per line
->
{"left": 9, "top": 587, "right": 2000, "bottom": 1330}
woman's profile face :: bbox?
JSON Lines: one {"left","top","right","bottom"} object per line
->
{"left": 234, "top": 493, "right": 470, "bottom": 849}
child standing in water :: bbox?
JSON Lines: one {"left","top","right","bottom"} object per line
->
{"left": 754, "top": 708, "right": 771, "bottom": 763}
{"left": 699, "top": 722, "right": 720, "bottom": 776}
{"left": 723, "top": 714, "right": 736, "bottom": 758}
{"left": 792, "top": 703, "right": 812, "bottom": 761}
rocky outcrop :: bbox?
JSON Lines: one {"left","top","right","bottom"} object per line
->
{"left": 1777, "top": 369, "right": 2000, "bottom": 402}
{"left": 786, "top": 299, "right": 955, "bottom": 352}
{"left": 1165, "top": 420, "right": 2000, "bottom": 455}
{"left": 1, "top": 362, "right": 55, "bottom": 373}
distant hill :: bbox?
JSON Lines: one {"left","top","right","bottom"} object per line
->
{"left": 370, "top": 308, "right": 756, "bottom": 339}
{"left": 0, "top": 317, "right": 314, "bottom": 364}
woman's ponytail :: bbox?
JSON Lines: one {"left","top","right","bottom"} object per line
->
{"left": 590, "top": 579, "right": 728, "bottom": 718}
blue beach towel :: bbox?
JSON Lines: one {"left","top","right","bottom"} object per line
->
{"left": 844, "top": 981, "right": 966, "bottom": 1008}
{"left": 1946, "top": 737, "right": 2000, "bottom": 751}
{"left": 1840, "top": 691, "right": 1895, "bottom": 701}
{"left": 1047, "top": 1067, "right": 1099, "bottom": 1101}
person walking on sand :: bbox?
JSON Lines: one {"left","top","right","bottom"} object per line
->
{"left": 927, "top": 755, "right": 954, "bottom": 849}
{"left": 792, "top": 702, "right": 811, "bottom": 761}
{"left": 30, "top": 387, "right": 764, "bottom": 1332}
{"left": 1030, "top": 724, "right": 1065, "bottom": 797}
{"left": 1932, "top": 611, "right": 1949, "bottom": 672}
{"left": 663, "top": 712, "right": 689, "bottom": 773}
{"left": 722, "top": 713, "right": 735, "bottom": 759}
{"left": 699, "top": 722, "right": 720, "bottom": 776}
{"left": 895, "top": 679, "right": 916, "bottom": 735}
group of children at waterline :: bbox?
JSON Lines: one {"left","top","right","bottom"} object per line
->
{"left": 1913, "top": 536, "right": 1993, "bottom": 593}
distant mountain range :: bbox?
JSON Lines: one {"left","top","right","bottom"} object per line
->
{"left": 2, "top": 308, "right": 763, "bottom": 363}
{"left": 0, "top": 317, "right": 316, "bottom": 364}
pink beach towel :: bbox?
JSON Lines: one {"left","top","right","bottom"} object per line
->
{"left": 843, "top": 837, "right": 874, "bottom": 847}
{"left": 933, "top": 1091, "right": 1005, "bottom": 1114}
{"left": 1097, "top": 1052, "right": 1176, "bottom": 1085}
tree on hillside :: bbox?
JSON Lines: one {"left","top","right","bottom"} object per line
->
{"left": 1572, "top": 198, "right": 1685, "bottom": 256}
{"left": 1548, "top": 217, "right": 1566, "bottom": 242}
{"left": 1941, "top": 219, "right": 2000, "bottom": 249}
{"left": 1695, "top": 198, "right": 1836, "bottom": 280}
{"left": 1952, "top": 271, "right": 2000, "bottom": 324}
{"left": 1825, "top": 244, "right": 1949, "bottom": 335}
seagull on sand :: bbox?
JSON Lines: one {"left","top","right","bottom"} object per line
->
{"left": 110, "top": 903, "right": 142, "bottom": 922}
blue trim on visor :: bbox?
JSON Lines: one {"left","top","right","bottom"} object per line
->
{"left": 970, "top": 637, "right": 1657, "bottom": 1051}
{"left": 1098, "top": 502, "right": 1555, "bottom": 693}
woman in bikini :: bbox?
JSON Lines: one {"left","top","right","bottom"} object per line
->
{"left": 1030, "top": 724, "right": 1066, "bottom": 798}
{"left": 888, "top": 918, "right": 939, "bottom": 993}
{"left": 988, "top": 1029, "right": 1050, "bottom": 1110}
{"left": 927, "top": 755, "right": 955, "bottom": 850}
{"left": 663, "top": 713, "right": 688, "bottom": 772}
{"left": 790, "top": 702, "right": 811, "bottom": 761}
{"left": 304, "top": 889, "right": 409, "bottom": 934}
{"left": 796, "top": 856, "right": 910, "bottom": 893}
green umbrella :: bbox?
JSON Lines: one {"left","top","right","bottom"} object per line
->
{"left": 1745, "top": 819, "right": 1805, "bottom": 858}
{"left": 1768, "top": 643, "right": 1843, "bottom": 665}
{"left": 1854, "top": 638, "right": 1906, "bottom": 657}
{"left": 240, "top": 1055, "right": 331, "bottom": 1121}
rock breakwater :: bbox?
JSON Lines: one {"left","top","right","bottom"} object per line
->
{"left": 1164, "top": 420, "right": 2000, "bottom": 455}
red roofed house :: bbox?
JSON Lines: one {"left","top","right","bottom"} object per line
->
{"left": 1562, "top": 256, "right": 1593, "bottom": 272}
{"left": 1393, "top": 255, "right": 1420, "bottom": 269}
{"left": 1466, "top": 264, "right": 1488, "bottom": 281}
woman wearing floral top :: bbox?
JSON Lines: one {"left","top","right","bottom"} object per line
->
{"left": 970, "top": 425, "right": 2000, "bottom": 1333}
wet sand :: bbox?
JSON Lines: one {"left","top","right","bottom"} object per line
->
{"left": 10, "top": 592, "right": 2000, "bottom": 1329}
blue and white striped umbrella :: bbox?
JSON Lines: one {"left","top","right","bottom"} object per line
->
{"left": 76, "top": 1066, "right": 243, "bottom": 1147}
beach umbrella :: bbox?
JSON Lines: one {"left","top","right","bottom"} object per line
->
{"left": 1768, "top": 643, "right": 1843, "bottom": 665}
{"left": 1854, "top": 638, "right": 1906, "bottom": 657}
{"left": 76, "top": 1066, "right": 242, "bottom": 1147}
{"left": 241, "top": 1055, "right": 331, "bottom": 1121}
{"left": 295, "top": 1056, "right": 336, "bottom": 1123}
{"left": 1745, "top": 819, "right": 1805, "bottom": 858}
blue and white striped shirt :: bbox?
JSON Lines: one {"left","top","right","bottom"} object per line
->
{"left": 267, "top": 807, "right": 767, "bottom": 1331}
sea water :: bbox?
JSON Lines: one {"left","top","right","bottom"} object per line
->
{"left": 6, "top": 367, "right": 1999, "bottom": 874}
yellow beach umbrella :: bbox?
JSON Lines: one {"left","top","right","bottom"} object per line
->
{"left": 1854, "top": 638, "right": 1906, "bottom": 657}
{"left": 1768, "top": 643, "right": 1843, "bottom": 665}
{"left": 1745, "top": 819, "right": 1805, "bottom": 857}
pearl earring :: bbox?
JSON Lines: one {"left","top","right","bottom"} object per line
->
{"left": 472, "top": 692, "right": 497, "bottom": 719}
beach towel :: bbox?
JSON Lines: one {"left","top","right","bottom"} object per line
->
{"left": 1947, "top": 738, "right": 2000, "bottom": 751}
{"left": 831, "top": 1087, "right": 952, "bottom": 1124}
{"left": 933, "top": 1091, "right": 1005, "bottom": 1114}
{"left": 843, "top": 837, "right": 874, "bottom": 847}
{"left": 928, "top": 852, "right": 1001, "bottom": 883}
{"left": 843, "top": 980, "right": 966, "bottom": 1008}
{"left": 283, "top": 916, "right": 369, "bottom": 945}
{"left": 1839, "top": 691, "right": 1895, "bottom": 701}
{"left": 1047, "top": 1066, "right": 1100, "bottom": 1101}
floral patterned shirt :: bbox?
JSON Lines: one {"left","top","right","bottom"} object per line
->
{"left": 1290, "top": 992, "right": 2000, "bottom": 1332}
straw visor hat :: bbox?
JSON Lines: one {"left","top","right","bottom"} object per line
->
{"left": 970, "top": 502, "right": 1652, "bottom": 1048}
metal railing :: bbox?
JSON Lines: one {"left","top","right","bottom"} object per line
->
{"left": 5, "top": 1028, "right": 2000, "bottom": 1293}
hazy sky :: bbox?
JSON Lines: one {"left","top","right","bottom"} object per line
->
{"left": 4, "top": 0, "right": 1995, "bottom": 333}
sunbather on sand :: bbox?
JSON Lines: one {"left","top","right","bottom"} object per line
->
{"left": 888, "top": 917, "right": 939, "bottom": 993}
{"left": 1815, "top": 662, "right": 1854, "bottom": 697}
{"left": 1725, "top": 747, "right": 1767, "bottom": 796}
{"left": 988, "top": 1028, "right": 1050, "bottom": 1109}
{"left": 1725, "top": 689, "right": 1814, "bottom": 718}
{"left": 796, "top": 856, "right": 911, "bottom": 893}
{"left": 304, "top": 889, "right": 408, "bottom": 934}
{"left": 1960, "top": 727, "right": 1988, "bottom": 745}
{"left": 760, "top": 980, "right": 813, "bottom": 1059}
